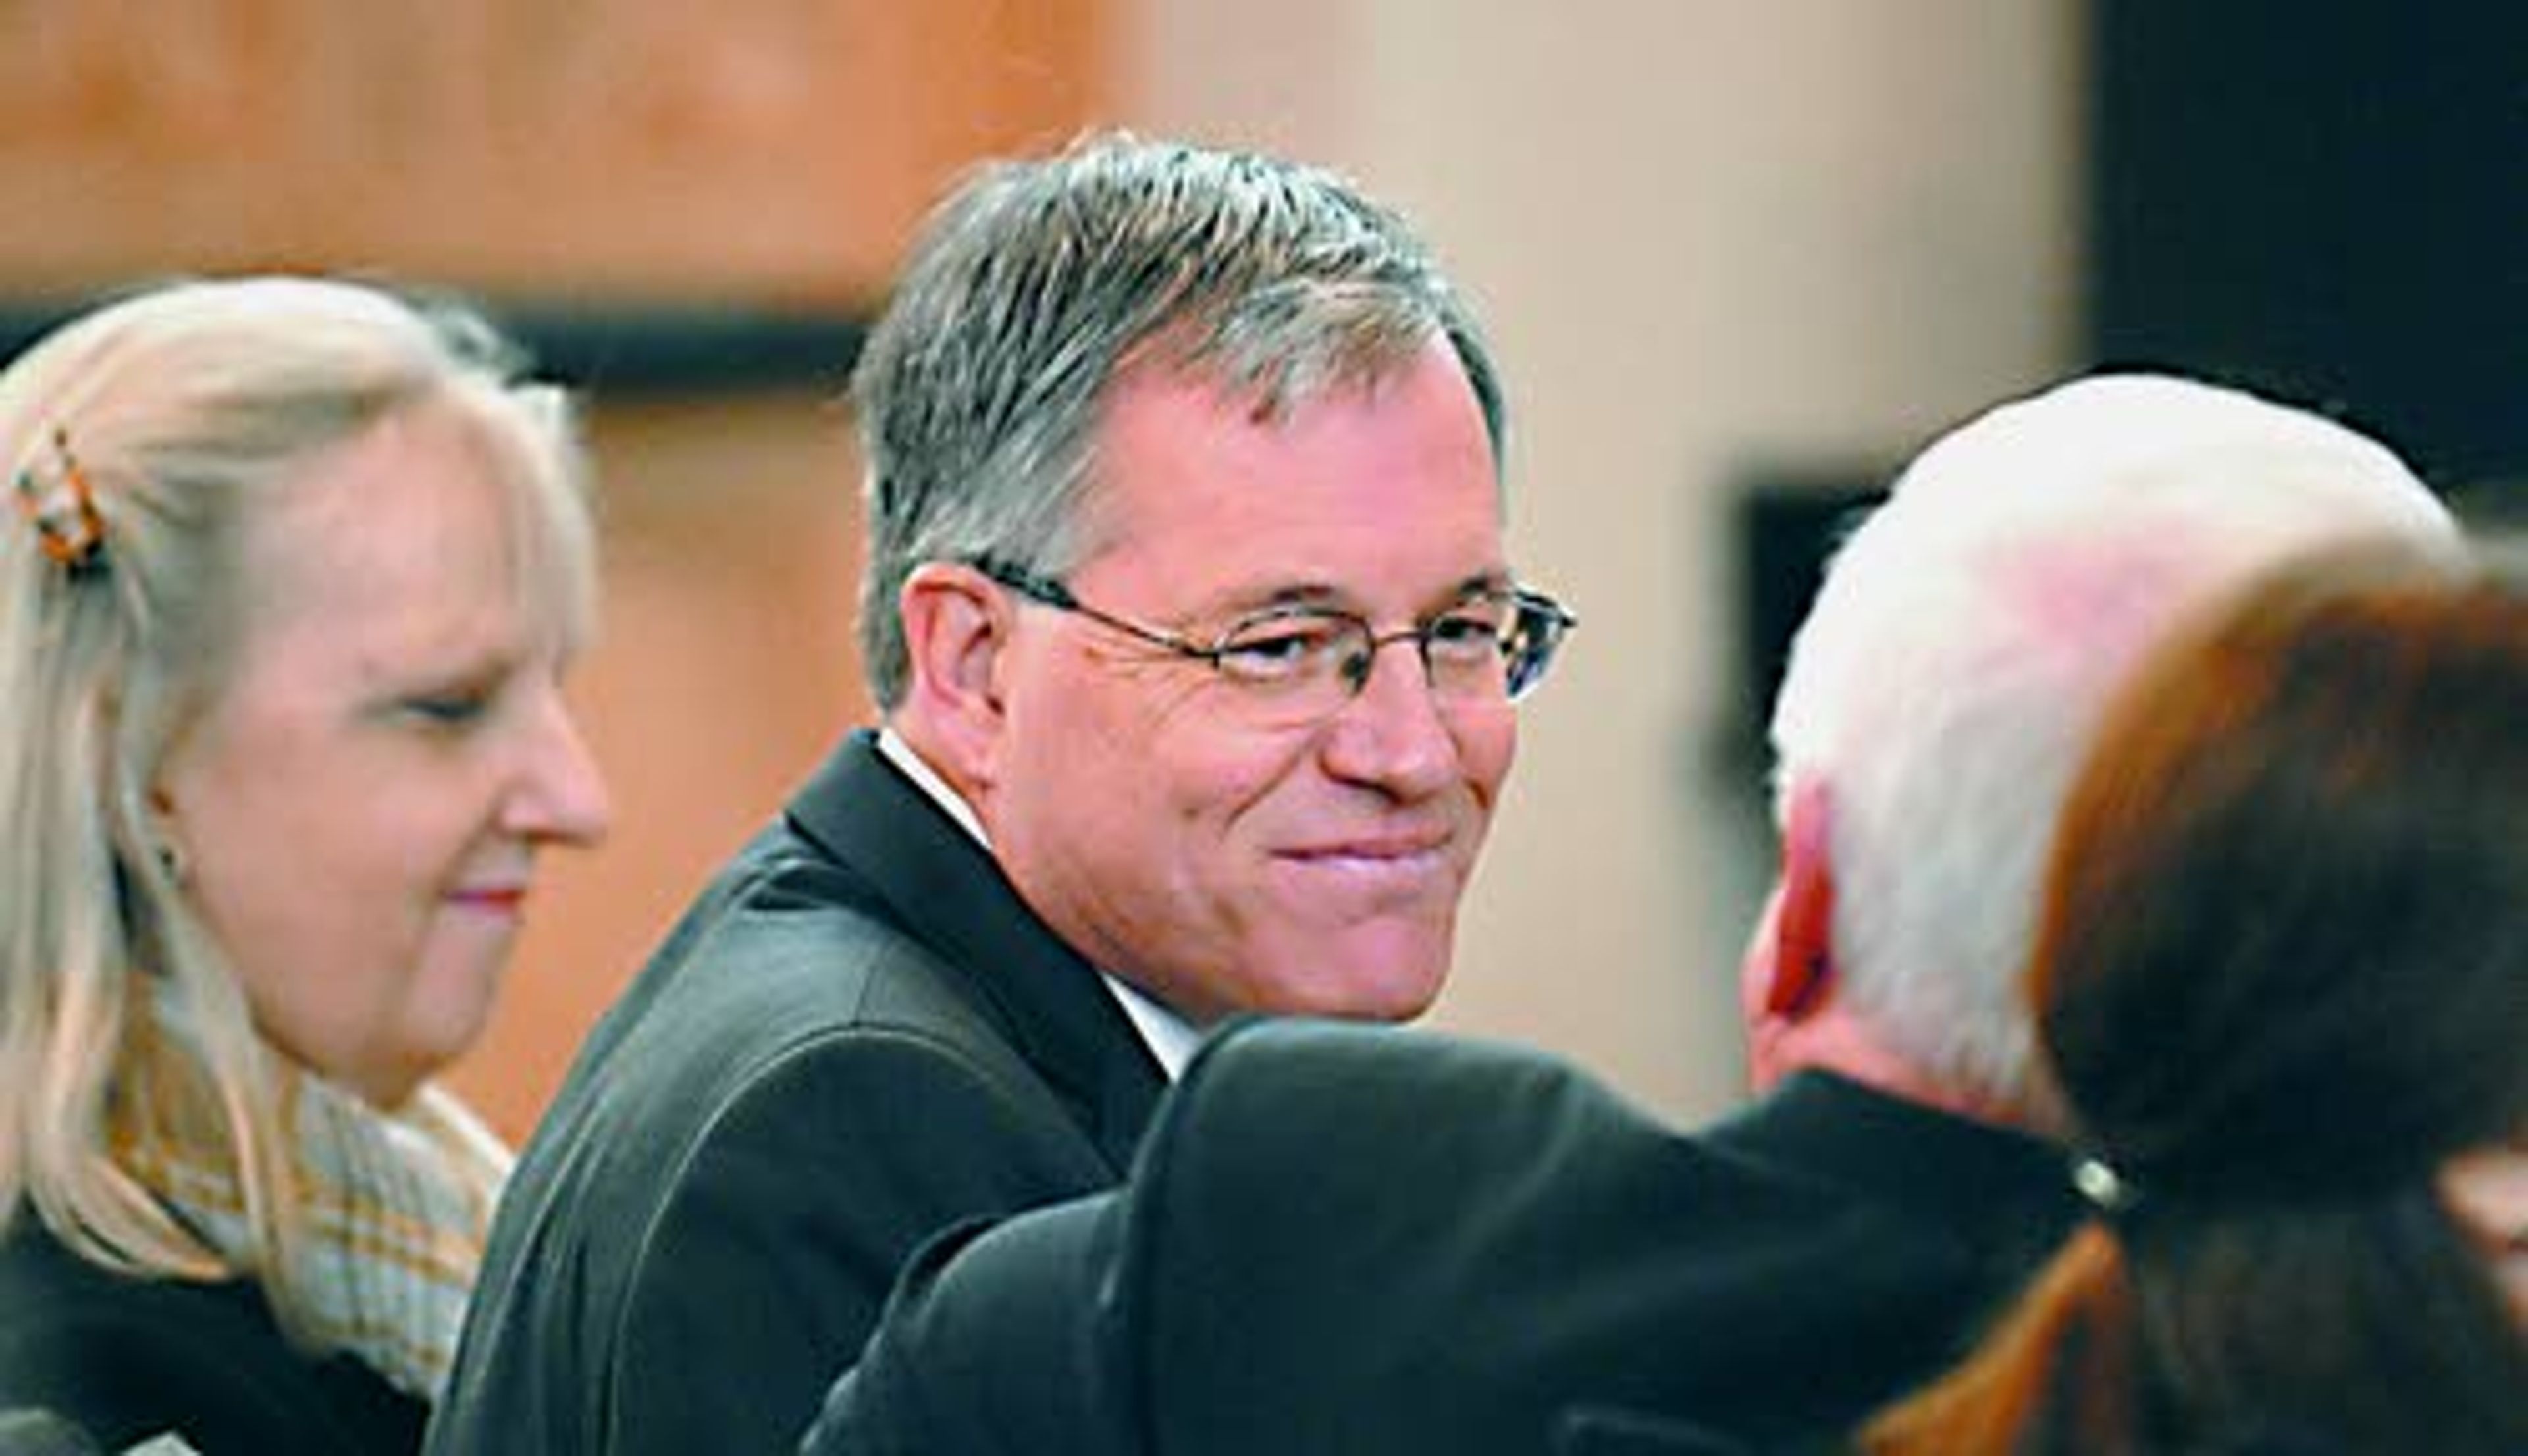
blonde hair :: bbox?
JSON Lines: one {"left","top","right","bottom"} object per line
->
{"left": 0, "top": 276, "right": 592, "bottom": 1334}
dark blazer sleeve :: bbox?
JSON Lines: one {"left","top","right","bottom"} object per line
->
{"left": 598, "top": 1027, "right": 1122, "bottom": 1456}
{"left": 1553, "top": 1407, "right": 1754, "bottom": 1455}
{"left": 0, "top": 1295, "right": 423, "bottom": 1455}
{"left": 804, "top": 1195, "right": 1139, "bottom": 1456}
{"left": 808, "top": 1018, "right": 1755, "bottom": 1456}
{"left": 804, "top": 1017, "right": 1388, "bottom": 1456}
{"left": 800, "top": 1024, "right": 1371, "bottom": 1456}
{"left": 808, "top": 1022, "right": 2084, "bottom": 1456}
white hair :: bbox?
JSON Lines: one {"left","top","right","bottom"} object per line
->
{"left": 1768, "top": 373, "right": 2462, "bottom": 1106}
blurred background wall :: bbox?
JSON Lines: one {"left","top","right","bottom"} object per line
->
{"left": 2, "top": 2, "right": 2512, "bottom": 1143}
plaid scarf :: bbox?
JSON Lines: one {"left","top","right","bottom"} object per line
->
{"left": 113, "top": 993, "right": 512, "bottom": 1401}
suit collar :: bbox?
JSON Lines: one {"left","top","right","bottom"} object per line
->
{"left": 1711, "top": 1070, "right": 2077, "bottom": 1226}
{"left": 785, "top": 729, "right": 1166, "bottom": 1165}
{"left": 872, "top": 728, "right": 1200, "bottom": 1078}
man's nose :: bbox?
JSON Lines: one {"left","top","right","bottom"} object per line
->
{"left": 1317, "top": 635, "right": 1459, "bottom": 796}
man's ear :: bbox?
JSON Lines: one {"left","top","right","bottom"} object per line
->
{"left": 893, "top": 561, "right": 1014, "bottom": 789}
{"left": 1762, "top": 779, "right": 1837, "bottom": 1020}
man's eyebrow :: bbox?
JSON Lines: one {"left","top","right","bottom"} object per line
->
{"left": 1203, "top": 571, "right": 1514, "bottom": 621}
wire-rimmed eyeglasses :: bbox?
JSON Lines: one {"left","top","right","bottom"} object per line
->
{"left": 974, "top": 558, "right": 1575, "bottom": 727}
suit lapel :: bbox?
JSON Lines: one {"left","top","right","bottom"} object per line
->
{"left": 785, "top": 730, "right": 1167, "bottom": 1166}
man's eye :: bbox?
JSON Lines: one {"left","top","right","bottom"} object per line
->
{"left": 1427, "top": 611, "right": 1506, "bottom": 650}
{"left": 1215, "top": 618, "right": 1349, "bottom": 681}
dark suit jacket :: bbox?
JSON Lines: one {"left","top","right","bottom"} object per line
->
{"left": 0, "top": 1220, "right": 424, "bottom": 1453}
{"left": 428, "top": 731, "right": 1168, "bottom": 1456}
{"left": 806, "top": 1019, "right": 2082, "bottom": 1456}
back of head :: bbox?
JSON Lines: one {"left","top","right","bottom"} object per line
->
{"left": 1870, "top": 547, "right": 2528, "bottom": 1453}
{"left": 2043, "top": 546, "right": 2528, "bottom": 1204}
{"left": 850, "top": 130, "right": 1504, "bottom": 711}
{"left": 0, "top": 276, "right": 589, "bottom": 1285}
{"left": 1768, "top": 373, "right": 2460, "bottom": 1107}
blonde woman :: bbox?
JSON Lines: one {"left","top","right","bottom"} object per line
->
{"left": 0, "top": 278, "right": 610, "bottom": 1452}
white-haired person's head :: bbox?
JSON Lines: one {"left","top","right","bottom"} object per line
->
{"left": 1746, "top": 373, "right": 2462, "bottom": 1119}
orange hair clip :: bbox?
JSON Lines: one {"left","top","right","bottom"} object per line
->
{"left": 13, "top": 425, "right": 107, "bottom": 571}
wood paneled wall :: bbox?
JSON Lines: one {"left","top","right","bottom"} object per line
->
{"left": 0, "top": 3, "right": 1109, "bottom": 1142}
{"left": 0, "top": 1, "right": 1105, "bottom": 303}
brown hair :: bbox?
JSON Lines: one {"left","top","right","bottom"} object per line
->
{"left": 1867, "top": 543, "right": 2528, "bottom": 1453}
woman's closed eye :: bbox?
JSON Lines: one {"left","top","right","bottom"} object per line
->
{"left": 398, "top": 684, "right": 496, "bottom": 728}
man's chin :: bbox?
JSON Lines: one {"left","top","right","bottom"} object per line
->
{"left": 1260, "top": 924, "right": 1453, "bottom": 1022}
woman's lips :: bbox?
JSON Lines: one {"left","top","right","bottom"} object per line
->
{"left": 448, "top": 885, "right": 528, "bottom": 917}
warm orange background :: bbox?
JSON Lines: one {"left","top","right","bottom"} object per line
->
{"left": 0, "top": 1, "right": 1105, "bottom": 305}
{"left": 0, "top": 1, "right": 1109, "bottom": 1143}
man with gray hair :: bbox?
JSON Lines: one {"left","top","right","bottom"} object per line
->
{"left": 800, "top": 373, "right": 2460, "bottom": 1456}
{"left": 428, "top": 133, "right": 1574, "bottom": 1456}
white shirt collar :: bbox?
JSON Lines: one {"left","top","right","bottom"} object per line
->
{"left": 874, "top": 727, "right": 1199, "bottom": 1079}
{"left": 875, "top": 726, "right": 987, "bottom": 843}
{"left": 1097, "top": 973, "right": 1204, "bottom": 1080}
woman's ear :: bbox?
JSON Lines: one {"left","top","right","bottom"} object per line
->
{"left": 1762, "top": 779, "right": 1837, "bottom": 1019}
{"left": 891, "top": 561, "right": 1017, "bottom": 791}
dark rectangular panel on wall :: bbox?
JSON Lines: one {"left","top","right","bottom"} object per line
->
{"left": 2090, "top": 5, "right": 2528, "bottom": 495}
{"left": 1721, "top": 472, "right": 1887, "bottom": 779}
{"left": 0, "top": 301, "right": 863, "bottom": 397}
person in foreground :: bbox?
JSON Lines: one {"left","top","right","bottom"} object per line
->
{"left": 0, "top": 276, "right": 612, "bottom": 1452}
{"left": 1864, "top": 548, "right": 2528, "bottom": 1453}
{"left": 429, "top": 132, "right": 1573, "bottom": 1456}
{"left": 799, "top": 372, "right": 2462, "bottom": 1456}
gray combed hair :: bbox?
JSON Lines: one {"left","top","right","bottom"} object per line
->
{"left": 851, "top": 130, "right": 1505, "bottom": 710}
